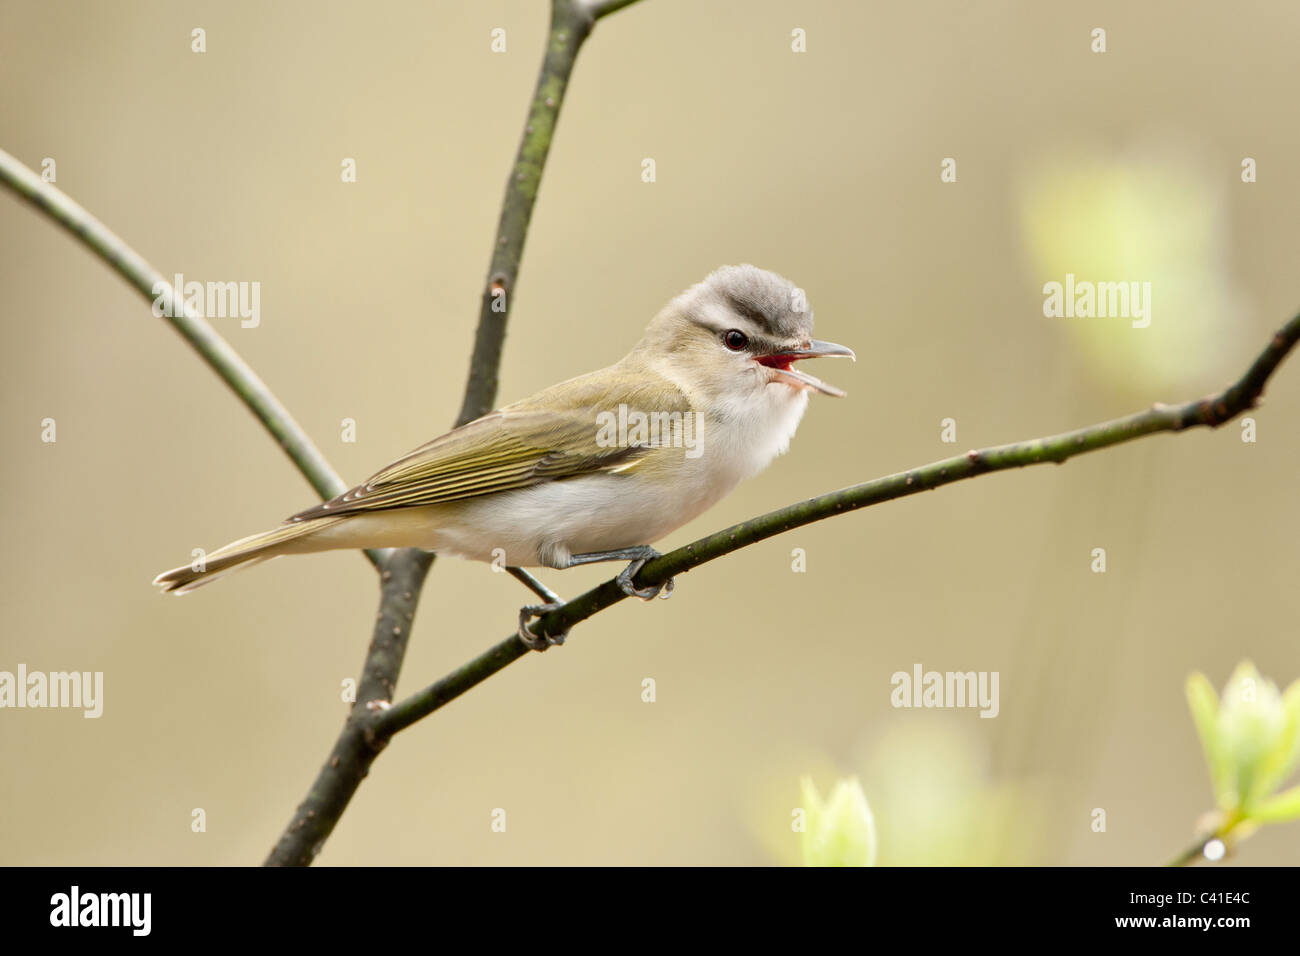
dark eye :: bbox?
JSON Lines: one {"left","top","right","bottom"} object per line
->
{"left": 723, "top": 329, "right": 748, "bottom": 351}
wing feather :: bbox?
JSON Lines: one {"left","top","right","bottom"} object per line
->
{"left": 287, "top": 368, "right": 692, "bottom": 522}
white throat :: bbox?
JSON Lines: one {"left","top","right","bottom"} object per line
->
{"left": 650, "top": 353, "right": 812, "bottom": 482}
{"left": 710, "top": 382, "right": 811, "bottom": 480}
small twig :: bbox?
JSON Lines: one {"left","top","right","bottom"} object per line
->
{"left": 376, "top": 310, "right": 1300, "bottom": 735}
{"left": 583, "top": 0, "right": 645, "bottom": 18}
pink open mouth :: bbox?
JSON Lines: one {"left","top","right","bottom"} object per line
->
{"left": 756, "top": 354, "right": 797, "bottom": 372}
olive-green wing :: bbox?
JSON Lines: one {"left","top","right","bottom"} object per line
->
{"left": 287, "top": 367, "right": 693, "bottom": 521}
{"left": 287, "top": 410, "right": 636, "bottom": 520}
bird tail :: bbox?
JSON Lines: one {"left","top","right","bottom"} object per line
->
{"left": 152, "top": 516, "right": 347, "bottom": 594}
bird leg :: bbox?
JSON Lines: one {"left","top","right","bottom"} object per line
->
{"left": 513, "top": 546, "right": 673, "bottom": 651}
{"left": 565, "top": 546, "right": 675, "bottom": 601}
{"left": 507, "top": 566, "right": 561, "bottom": 604}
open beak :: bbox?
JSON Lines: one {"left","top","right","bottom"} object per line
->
{"left": 757, "top": 339, "right": 856, "bottom": 397}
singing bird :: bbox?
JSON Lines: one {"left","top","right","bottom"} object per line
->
{"left": 154, "top": 265, "right": 854, "bottom": 646}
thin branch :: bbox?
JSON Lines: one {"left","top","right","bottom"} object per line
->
{"left": 375, "top": 310, "right": 1300, "bottom": 735}
{"left": 459, "top": 0, "right": 606, "bottom": 424}
{"left": 0, "top": 147, "right": 367, "bottom": 531}
{"left": 264, "top": 0, "right": 643, "bottom": 866}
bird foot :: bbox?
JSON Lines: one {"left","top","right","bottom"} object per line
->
{"left": 518, "top": 602, "right": 568, "bottom": 651}
{"left": 616, "top": 551, "right": 675, "bottom": 601}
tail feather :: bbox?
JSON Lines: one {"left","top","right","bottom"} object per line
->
{"left": 152, "top": 517, "right": 347, "bottom": 594}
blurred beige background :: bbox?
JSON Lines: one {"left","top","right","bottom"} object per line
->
{"left": 2, "top": 0, "right": 1299, "bottom": 865}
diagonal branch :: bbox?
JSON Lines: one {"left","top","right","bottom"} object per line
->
{"left": 264, "top": 0, "right": 644, "bottom": 866}
{"left": 374, "top": 310, "right": 1300, "bottom": 735}
{"left": 0, "top": 147, "right": 367, "bottom": 539}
